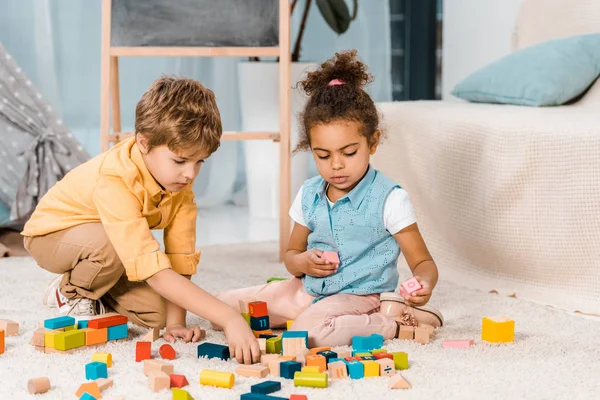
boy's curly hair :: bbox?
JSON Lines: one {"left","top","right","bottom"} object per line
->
{"left": 296, "top": 50, "right": 380, "bottom": 151}
{"left": 135, "top": 76, "right": 222, "bottom": 155}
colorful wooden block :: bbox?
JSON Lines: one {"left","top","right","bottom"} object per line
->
{"left": 443, "top": 339, "right": 475, "bottom": 349}
{"left": 282, "top": 337, "right": 306, "bottom": 357}
{"left": 257, "top": 338, "right": 267, "bottom": 354}
{"left": 392, "top": 352, "right": 409, "bottom": 370}
{"left": 30, "top": 328, "right": 48, "bottom": 347}
{"left": 414, "top": 326, "right": 430, "bottom": 344}
{"left": 321, "top": 251, "right": 340, "bottom": 264}
{"left": 88, "top": 315, "right": 128, "bottom": 330}
{"left": 75, "top": 382, "right": 101, "bottom": 398}
{"left": 27, "top": 377, "right": 50, "bottom": 394}
{"left": 242, "top": 313, "right": 251, "bottom": 325}
{"left": 197, "top": 342, "right": 230, "bottom": 360}
{"left": 81, "top": 328, "right": 108, "bottom": 345}
{"left": 136, "top": 341, "right": 152, "bottom": 362}
{"left": 43, "top": 316, "right": 74, "bottom": 330}
{"left": 347, "top": 360, "right": 364, "bottom": 379}
{"left": 0, "top": 329, "right": 4, "bottom": 355}
{"left": 255, "top": 330, "right": 275, "bottom": 338}
{"left": 64, "top": 325, "right": 76, "bottom": 331}
{"left": 143, "top": 359, "right": 174, "bottom": 376}
{"left": 389, "top": 373, "right": 412, "bottom": 389}
{"left": 79, "top": 393, "right": 97, "bottom": 400}
{"left": 306, "top": 355, "right": 326, "bottom": 372}
{"left": 235, "top": 364, "right": 269, "bottom": 378}
{"left": 107, "top": 323, "right": 128, "bottom": 340}
{"left": 373, "top": 352, "right": 393, "bottom": 360}
{"left": 160, "top": 343, "right": 176, "bottom": 360}
{"left": 371, "top": 349, "right": 386, "bottom": 354}
{"left": 400, "top": 277, "right": 422, "bottom": 295}
{"left": 282, "top": 330, "right": 309, "bottom": 347}
{"left": 141, "top": 327, "right": 161, "bottom": 342}
{"left": 361, "top": 360, "right": 380, "bottom": 377}
{"left": 148, "top": 371, "right": 170, "bottom": 392}
{"left": 86, "top": 361, "right": 108, "bottom": 380}
{"left": 327, "top": 361, "right": 348, "bottom": 379}
{"left": 251, "top": 380, "right": 281, "bottom": 395}
{"left": 95, "top": 377, "right": 113, "bottom": 391}
{"left": 241, "top": 394, "right": 287, "bottom": 400}
{"left": 293, "top": 371, "right": 328, "bottom": 388}
{"left": 268, "top": 359, "right": 282, "bottom": 377}
{"left": 251, "top": 315, "right": 270, "bottom": 331}
{"left": 199, "top": 369, "right": 235, "bottom": 389}
{"left": 345, "top": 356, "right": 362, "bottom": 362}
{"left": 360, "top": 355, "right": 377, "bottom": 361}
{"left": 377, "top": 358, "right": 396, "bottom": 376}
{"left": 337, "top": 350, "right": 351, "bottom": 359}
{"left": 248, "top": 301, "right": 268, "bottom": 317}
{"left": 92, "top": 352, "right": 113, "bottom": 367}
{"left": 295, "top": 348, "right": 310, "bottom": 367}
{"left": 398, "top": 325, "right": 415, "bottom": 340}
{"left": 302, "top": 366, "right": 320, "bottom": 373}
{"left": 172, "top": 388, "right": 194, "bottom": 400}
{"left": 280, "top": 361, "right": 302, "bottom": 379}
{"left": 239, "top": 299, "right": 251, "bottom": 314}
{"left": 77, "top": 319, "right": 89, "bottom": 329}
{"left": 482, "top": 316, "right": 515, "bottom": 343}
{"left": 317, "top": 350, "right": 337, "bottom": 363}
{"left": 261, "top": 353, "right": 279, "bottom": 366}
{"left": 352, "top": 334, "right": 384, "bottom": 351}
{"left": 170, "top": 374, "right": 189, "bottom": 388}
{"left": 352, "top": 351, "right": 372, "bottom": 357}
{"left": 55, "top": 330, "right": 85, "bottom": 351}
{"left": 266, "top": 336, "right": 282, "bottom": 354}
{"left": 286, "top": 320, "right": 294, "bottom": 330}
{"left": 289, "top": 395, "right": 308, "bottom": 400}
{"left": 310, "top": 346, "right": 331, "bottom": 356}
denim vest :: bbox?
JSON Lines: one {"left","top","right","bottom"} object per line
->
{"left": 301, "top": 166, "right": 401, "bottom": 299}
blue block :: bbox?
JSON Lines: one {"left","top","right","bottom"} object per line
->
{"left": 85, "top": 361, "right": 108, "bottom": 380}
{"left": 76, "top": 319, "right": 89, "bottom": 329}
{"left": 44, "top": 316, "right": 76, "bottom": 330}
{"left": 197, "top": 342, "right": 230, "bottom": 360}
{"left": 241, "top": 393, "right": 287, "bottom": 400}
{"left": 250, "top": 315, "right": 270, "bottom": 331}
{"left": 251, "top": 380, "right": 281, "bottom": 395}
{"left": 347, "top": 361, "right": 365, "bottom": 379}
{"left": 351, "top": 334, "right": 384, "bottom": 351}
{"left": 107, "top": 323, "right": 128, "bottom": 340}
{"left": 329, "top": 358, "right": 344, "bottom": 364}
{"left": 282, "top": 330, "right": 309, "bottom": 347}
{"left": 79, "top": 393, "right": 97, "bottom": 400}
{"left": 317, "top": 350, "right": 338, "bottom": 363}
{"left": 279, "top": 360, "right": 302, "bottom": 379}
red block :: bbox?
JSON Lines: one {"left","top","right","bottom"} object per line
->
{"left": 135, "top": 341, "right": 151, "bottom": 362}
{"left": 345, "top": 356, "right": 362, "bottom": 362}
{"left": 248, "top": 301, "right": 268, "bottom": 318}
{"left": 374, "top": 353, "right": 394, "bottom": 360}
{"left": 160, "top": 343, "right": 176, "bottom": 360}
{"left": 88, "top": 315, "right": 128, "bottom": 329}
{"left": 290, "top": 395, "right": 308, "bottom": 400}
{"left": 170, "top": 374, "right": 189, "bottom": 388}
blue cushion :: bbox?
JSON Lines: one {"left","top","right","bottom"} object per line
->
{"left": 452, "top": 34, "right": 600, "bottom": 106}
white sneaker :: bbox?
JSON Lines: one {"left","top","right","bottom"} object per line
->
{"left": 43, "top": 275, "right": 68, "bottom": 308}
{"left": 60, "top": 298, "right": 106, "bottom": 318}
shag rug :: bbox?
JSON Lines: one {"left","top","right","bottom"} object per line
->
{"left": 1, "top": 241, "right": 599, "bottom": 400}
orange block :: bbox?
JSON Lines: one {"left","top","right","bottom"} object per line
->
{"left": 253, "top": 330, "right": 273, "bottom": 338}
{"left": 88, "top": 315, "right": 128, "bottom": 329}
{"left": 170, "top": 374, "right": 189, "bottom": 388}
{"left": 136, "top": 341, "right": 152, "bottom": 362}
{"left": 0, "top": 329, "right": 4, "bottom": 355}
{"left": 248, "top": 301, "right": 268, "bottom": 317}
{"left": 310, "top": 346, "right": 331, "bottom": 356}
{"left": 306, "top": 355, "right": 327, "bottom": 373}
{"left": 75, "top": 382, "right": 102, "bottom": 398}
{"left": 81, "top": 328, "right": 108, "bottom": 345}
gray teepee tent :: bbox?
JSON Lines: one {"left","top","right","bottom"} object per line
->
{"left": 0, "top": 43, "right": 89, "bottom": 228}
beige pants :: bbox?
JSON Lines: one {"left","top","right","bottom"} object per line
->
{"left": 24, "top": 223, "right": 166, "bottom": 328}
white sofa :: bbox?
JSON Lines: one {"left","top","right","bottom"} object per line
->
{"left": 373, "top": 0, "right": 600, "bottom": 314}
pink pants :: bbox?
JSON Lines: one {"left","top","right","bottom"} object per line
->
{"left": 216, "top": 278, "right": 398, "bottom": 348}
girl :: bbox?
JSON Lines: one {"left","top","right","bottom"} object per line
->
{"left": 217, "top": 50, "right": 443, "bottom": 347}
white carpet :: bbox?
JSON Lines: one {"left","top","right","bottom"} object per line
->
{"left": 1, "top": 241, "right": 600, "bottom": 400}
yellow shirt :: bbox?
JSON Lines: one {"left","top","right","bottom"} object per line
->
{"left": 22, "top": 137, "right": 200, "bottom": 281}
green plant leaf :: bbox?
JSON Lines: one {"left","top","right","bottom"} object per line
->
{"left": 316, "top": 0, "right": 351, "bottom": 34}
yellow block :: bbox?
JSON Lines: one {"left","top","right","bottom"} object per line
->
{"left": 92, "top": 352, "right": 113, "bottom": 368}
{"left": 302, "top": 366, "right": 320, "bottom": 373}
{"left": 54, "top": 330, "right": 85, "bottom": 351}
{"left": 482, "top": 316, "right": 515, "bottom": 343}
{"left": 44, "top": 331, "right": 62, "bottom": 349}
{"left": 371, "top": 349, "right": 386, "bottom": 354}
{"left": 286, "top": 320, "right": 294, "bottom": 330}
{"left": 64, "top": 325, "right": 76, "bottom": 331}
{"left": 361, "top": 360, "right": 380, "bottom": 377}
{"left": 199, "top": 369, "right": 234, "bottom": 389}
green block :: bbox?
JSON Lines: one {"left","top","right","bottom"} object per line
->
{"left": 54, "top": 330, "right": 85, "bottom": 351}
{"left": 172, "top": 388, "right": 194, "bottom": 400}
{"left": 64, "top": 325, "right": 76, "bottom": 331}
{"left": 241, "top": 312, "right": 251, "bottom": 325}
{"left": 266, "top": 336, "right": 282, "bottom": 354}
{"left": 392, "top": 351, "right": 409, "bottom": 370}
{"left": 355, "top": 352, "right": 372, "bottom": 358}
{"left": 266, "top": 277, "right": 288, "bottom": 283}
{"left": 371, "top": 349, "right": 387, "bottom": 354}
{"left": 294, "top": 371, "right": 328, "bottom": 388}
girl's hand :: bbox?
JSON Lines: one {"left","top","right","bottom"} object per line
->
{"left": 223, "top": 315, "right": 261, "bottom": 365}
{"left": 163, "top": 324, "right": 205, "bottom": 343}
{"left": 402, "top": 276, "right": 432, "bottom": 307}
{"left": 300, "top": 249, "right": 338, "bottom": 277}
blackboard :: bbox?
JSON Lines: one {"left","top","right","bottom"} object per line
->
{"left": 111, "top": 0, "right": 279, "bottom": 47}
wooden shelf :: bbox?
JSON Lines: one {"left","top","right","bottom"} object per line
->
{"left": 108, "top": 131, "right": 280, "bottom": 143}
{"left": 110, "top": 46, "right": 280, "bottom": 58}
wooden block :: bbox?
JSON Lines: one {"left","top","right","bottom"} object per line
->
{"left": 44, "top": 346, "right": 77, "bottom": 354}
{"left": 86, "top": 361, "right": 108, "bottom": 380}
{"left": 27, "top": 377, "right": 50, "bottom": 394}
{"left": 136, "top": 341, "right": 152, "bottom": 362}
{"left": 361, "top": 360, "right": 380, "bottom": 377}
{"left": 95, "top": 377, "right": 113, "bottom": 391}
{"left": 414, "top": 326, "right": 430, "bottom": 344}
{"left": 443, "top": 339, "right": 475, "bottom": 349}
{"left": 239, "top": 298, "right": 255, "bottom": 314}
{"left": 283, "top": 337, "right": 306, "bottom": 357}
{"left": 482, "top": 316, "right": 515, "bottom": 343}
{"left": 0, "top": 320, "right": 18, "bottom": 336}
{"left": 235, "top": 364, "right": 269, "bottom": 378}
{"left": 0, "top": 330, "right": 4, "bottom": 355}
{"left": 321, "top": 251, "right": 340, "bottom": 264}
{"left": 54, "top": 330, "right": 85, "bottom": 351}
{"left": 75, "top": 382, "right": 101, "bottom": 398}
{"left": 172, "top": 388, "right": 194, "bottom": 400}
{"left": 251, "top": 380, "right": 281, "bottom": 395}
{"left": 159, "top": 343, "right": 176, "bottom": 360}
{"left": 398, "top": 325, "right": 414, "bottom": 340}
{"left": 400, "top": 277, "right": 422, "bottom": 296}
{"left": 248, "top": 301, "right": 268, "bottom": 317}
{"left": 389, "top": 373, "right": 412, "bottom": 389}
{"left": 420, "top": 323, "right": 435, "bottom": 336}
{"left": 266, "top": 336, "right": 282, "bottom": 354}
{"left": 337, "top": 351, "right": 351, "bottom": 359}
{"left": 302, "top": 365, "right": 320, "bottom": 373}
{"left": 148, "top": 371, "right": 170, "bottom": 392}
{"left": 286, "top": 320, "right": 294, "bottom": 330}
{"left": 88, "top": 315, "right": 128, "bottom": 329}
{"left": 391, "top": 352, "right": 409, "bottom": 370}
{"left": 92, "top": 352, "right": 113, "bottom": 367}
{"left": 289, "top": 395, "right": 308, "bottom": 400}
{"left": 293, "top": 371, "right": 328, "bottom": 388}
{"left": 29, "top": 328, "right": 48, "bottom": 347}
{"left": 377, "top": 358, "right": 396, "bottom": 376}
{"left": 258, "top": 338, "right": 267, "bottom": 354}
{"left": 44, "top": 330, "right": 61, "bottom": 349}
{"left": 170, "top": 374, "right": 189, "bottom": 388}
{"left": 143, "top": 359, "right": 174, "bottom": 376}
{"left": 251, "top": 315, "right": 270, "bottom": 331}
{"left": 141, "top": 327, "right": 161, "bottom": 342}
{"left": 268, "top": 359, "right": 282, "bottom": 377}
{"left": 310, "top": 346, "right": 331, "bottom": 356}
{"left": 43, "top": 316, "right": 74, "bottom": 330}
{"left": 253, "top": 329, "right": 274, "bottom": 338}
{"left": 327, "top": 361, "right": 348, "bottom": 379}
{"left": 295, "top": 348, "right": 310, "bottom": 367}
{"left": 242, "top": 312, "right": 251, "bottom": 325}
{"left": 107, "top": 323, "right": 128, "bottom": 340}
{"left": 34, "top": 346, "right": 44, "bottom": 353}
{"left": 374, "top": 352, "right": 393, "bottom": 360}
{"left": 199, "top": 369, "right": 235, "bottom": 389}
{"left": 261, "top": 353, "right": 279, "bottom": 366}
{"left": 305, "top": 355, "right": 326, "bottom": 373}
{"left": 81, "top": 328, "right": 108, "bottom": 345}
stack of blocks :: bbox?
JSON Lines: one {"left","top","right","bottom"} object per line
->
{"left": 136, "top": 339, "right": 188, "bottom": 393}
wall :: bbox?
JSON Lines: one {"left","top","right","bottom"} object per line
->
{"left": 441, "top": 0, "right": 522, "bottom": 99}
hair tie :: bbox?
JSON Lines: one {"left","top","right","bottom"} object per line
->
{"left": 328, "top": 79, "right": 345, "bottom": 86}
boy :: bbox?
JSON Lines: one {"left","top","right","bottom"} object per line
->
{"left": 22, "top": 77, "right": 260, "bottom": 364}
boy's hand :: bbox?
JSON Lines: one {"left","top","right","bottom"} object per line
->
{"left": 300, "top": 249, "right": 338, "bottom": 278}
{"left": 223, "top": 316, "right": 261, "bottom": 365}
{"left": 163, "top": 324, "right": 204, "bottom": 343}
{"left": 402, "top": 276, "right": 432, "bottom": 307}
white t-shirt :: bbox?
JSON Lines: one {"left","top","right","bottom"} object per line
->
{"left": 289, "top": 185, "right": 417, "bottom": 235}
